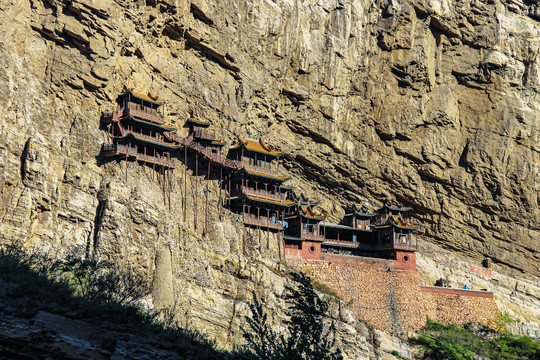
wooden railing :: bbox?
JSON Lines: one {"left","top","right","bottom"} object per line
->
{"left": 101, "top": 107, "right": 123, "bottom": 123}
{"left": 244, "top": 164, "right": 282, "bottom": 178}
{"left": 392, "top": 238, "right": 417, "bottom": 251}
{"left": 125, "top": 106, "right": 165, "bottom": 125}
{"left": 243, "top": 213, "right": 284, "bottom": 230}
{"left": 323, "top": 239, "right": 358, "bottom": 247}
{"left": 101, "top": 144, "right": 174, "bottom": 168}
{"left": 194, "top": 128, "right": 216, "bottom": 141}
{"left": 302, "top": 232, "right": 325, "bottom": 242}
{"left": 240, "top": 186, "right": 286, "bottom": 201}
{"left": 184, "top": 136, "right": 241, "bottom": 170}
{"left": 129, "top": 131, "right": 164, "bottom": 144}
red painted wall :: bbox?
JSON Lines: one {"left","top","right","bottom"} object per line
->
{"left": 285, "top": 241, "right": 321, "bottom": 260}
{"left": 394, "top": 251, "right": 416, "bottom": 271}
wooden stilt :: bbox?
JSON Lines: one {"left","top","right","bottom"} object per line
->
{"left": 162, "top": 166, "right": 166, "bottom": 206}
{"left": 183, "top": 145, "right": 187, "bottom": 222}
{"left": 257, "top": 207, "right": 261, "bottom": 254}
{"left": 219, "top": 167, "right": 222, "bottom": 221}
{"left": 194, "top": 152, "right": 198, "bottom": 230}
{"left": 281, "top": 210, "right": 285, "bottom": 261}
{"left": 267, "top": 208, "right": 270, "bottom": 249}
{"left": 228, "top": 174, "right": 231, "bottom": 209}
{"left": 125, "top": 154, "right": 128, "bottom": 181}
{"left": 205, "top": 160, "right": 210, "bottom": 234}
{"left": 168, "top": 168, "right": 172, "bottom": 211}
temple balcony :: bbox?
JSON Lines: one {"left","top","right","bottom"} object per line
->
{"left": 193, "top": 128, "right": 216, "bottom": 141}
{"left": 125, "top": 103, "right": 165, "bottom": 125}
{"left": 101, "top": 110, "right": 119, "bottom": 123}
{"left": 184, "top": 137, "right": 241, "bottom": 169}
{"left": 323, "top": 238, "right": 358, "bottom": 247}
{"left": 137, "top": 152, "right": 175, "bottom": 168}
{"left": 239, "top": 186, "right": 286, "bottom": 202}
{"left": 243, "top": 213, "right": 284, "bottom": 230}
{"left": 101, "top": 143, "right": 174, "bottom": 168}
{"left": 378, "top": 237, "right": 417, "bottom": 251}
{"left": 323, "top": 239, "right": 377, "bottom": 250}
{"left": 244, "top": 163, "right": 282, "bottom": 178}
{"left": 301, "top": 231, "right": 325, "bottom": 242}
{"left": 127, "top": 131, "right": 165, "bottom": 144}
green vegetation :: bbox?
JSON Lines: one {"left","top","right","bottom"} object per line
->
{"left": 0, "top": 244, "right": 224, "bottom": 359}
{"left": 492, "top": 312, "right": 516, "bottom": 332}
{"left": 233, "top": 272, "right": 343, "bottom": 360}
{"left": 390, "top": 350, "right": 410, "bottom": 360}
{"left": 312, "top": 279, "right": 342, "bottom": 300}
{"left": 412, "top": 320, "right": 540, "bottom": 360}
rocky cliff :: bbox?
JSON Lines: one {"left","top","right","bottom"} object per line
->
{"left": 0, "top": 0, "right": 539, "bottom": 354}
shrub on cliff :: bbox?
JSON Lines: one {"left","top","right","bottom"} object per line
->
{"left": 413, "top": 320, "right": 540, "bottom": 360}
{"left": 234, "top": 272, "right": 343, "bottom": 360}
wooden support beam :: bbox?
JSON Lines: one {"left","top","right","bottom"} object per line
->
{"left": 183, "top": 145, "right": 187, "bottom": 222}
{"left": 195, "top": 152, "right": 198, "bottom": 230}
{"left": 162, "top": 166, "right": 166, "bottom": 207}
{"left": 219, "top": 167, "right": 222, "bottom": 221}
{"left": 205, "top": 160, "right": 210, "bottom": 235}
{"left": 258, "top": 207, "right": 261, "bottom": 254}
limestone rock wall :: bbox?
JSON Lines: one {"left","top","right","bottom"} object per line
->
{"left": 0, "top": 0, "right": 539, "bottom": 352}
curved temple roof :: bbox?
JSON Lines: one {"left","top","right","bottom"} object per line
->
{"left": 231, "top": 138, "right": 283, "bottom": 157}
{"left": 374, "top": 214, "right": 419, "bottom": 230}
{"left": 228, "top": 194, "right": 295, "bottom": 207}
{"left": 125, "top": 116, "right": 175, "bottom": 131}
{"left": 345, "top": 211, "right": 377, "bottom": 218}
{"left": 242, "top": 168, "right": 290, "bottom": 181}
{"left": 299, "top": 205, "right": 327, "bottom": 220}
{"left": 377, "top": 205, "right": 411, "bottom": 212}
{"left": 120, "top": 91, "right": 166, "bottom": 106}
{"left": 187, "top": 117, "right": 211, "bottom": 127}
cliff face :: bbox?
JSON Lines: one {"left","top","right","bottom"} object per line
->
{"left": 0, "top": 0, "right": 539, "bottom": 352}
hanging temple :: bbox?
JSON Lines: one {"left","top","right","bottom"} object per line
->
{"left": 100, "top": 91, "right": 419, "bottom": 271}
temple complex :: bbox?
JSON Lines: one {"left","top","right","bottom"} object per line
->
{"left": 371, "top": 205, "right": 419, "bottom": 270}
{"left": 226, "top": 138, "right": 293, "bottom": 237}
{"left": 284, "top": 194, "right": 327, "bottom": 259}
{"left": 318, "top": 205, "right": 418, "bottom": 269}
{"left": 99, "top": 92, "right": 418, "bottom": 267}
{"left": 101, "top": 91, "right": 180, "bottom": 169}
{"left": 100, "top": 91, "right": 181, "bottom": 206}
{"left": 95, "top": 92, "right": 502, "bottom": 334}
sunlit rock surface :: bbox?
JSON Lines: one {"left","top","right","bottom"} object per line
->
{"left": 0, "top": 0, "right": 538, "bottom": 355}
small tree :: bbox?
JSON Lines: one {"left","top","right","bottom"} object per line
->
{"left": 237, "top": 272, "right": 342, "bottom": 360}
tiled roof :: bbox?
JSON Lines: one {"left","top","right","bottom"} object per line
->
{"left": 126, "top": 91, "right": 165, "bottom": 105}
{"left": 232, "top": 138, "right": 283, "bottom": 156}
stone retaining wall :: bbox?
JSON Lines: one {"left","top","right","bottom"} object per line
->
{"left": 287, "top": 256, "right": 499, "bottom": 332}
{"left": 421, "top": 286, "right": 499, "bottom": 326}
{"left": 287, "top": 257, "right": 425, "bottom": 333}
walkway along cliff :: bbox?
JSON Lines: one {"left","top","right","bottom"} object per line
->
{"left": 100, "top": 90, "right": 500, "bottom": 333}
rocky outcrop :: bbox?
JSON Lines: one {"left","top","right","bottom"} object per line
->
{"left": 0, "top": 0, "right": 539, "bottom": 355}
